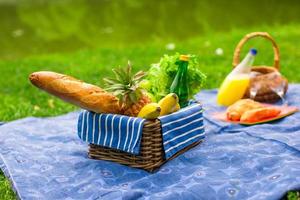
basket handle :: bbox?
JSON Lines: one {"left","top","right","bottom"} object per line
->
{"left": 232, "top": 32, "right": 280, "bottom": 70}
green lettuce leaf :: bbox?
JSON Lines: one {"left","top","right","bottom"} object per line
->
{"left": 146, "top": 53, "right": 206, "bottom": 101}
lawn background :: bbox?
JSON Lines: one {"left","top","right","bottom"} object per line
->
{"left": 1, "top": 24, "right": 300, "bottom": 199}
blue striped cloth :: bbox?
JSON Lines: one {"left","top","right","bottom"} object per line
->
{"left": 159, "top": 103, "right": 204, "bottom": 158}
{"left": 78, "top": 112, "right": 145, "bottom": 154}
{"left": 77, "top": 103, "right": 205, "bottom": 159}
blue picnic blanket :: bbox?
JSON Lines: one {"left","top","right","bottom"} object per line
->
{"left": 0, "top": 85, "right": 300, "bottom": 200}
{"left": 77, "top": 103, "right": 204, "bottom": 159}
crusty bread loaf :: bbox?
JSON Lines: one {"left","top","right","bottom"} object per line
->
{"left": 29, "top": 71, "right": 121, "bottom": 114}
{"left": 226, "top": 99, "right": 263, "bottom": 121}
{"left": 240, "top": 107, "right": 281, "bottom": 123}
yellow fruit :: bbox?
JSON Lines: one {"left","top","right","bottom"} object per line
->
{"left": 137, "top": 103, "right": 161, "bottom": 119}
{"left": 171, "top": 103, "right": 180, "bottom": 113}
{"left": 123, "top": 94, "right": 151, "bottom": 117}
{"left": 158, "top": 93, "right": 179, "bottom": 116}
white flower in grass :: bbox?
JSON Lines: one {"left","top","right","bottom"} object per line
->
{"left": 12, "top": 29, "right": 24, "bottom": 37}
{"left": 215, "top": 48, "right": 224, "bottom": 56}
{"left": 165, "top": 43, "right": 175, "bottom": 50}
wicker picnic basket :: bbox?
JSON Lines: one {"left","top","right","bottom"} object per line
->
{"left": 233, "top": 32, "right": 288, "bottom": 102}
{"left": 88, "top": 118, "right": 202, "bottom": 172}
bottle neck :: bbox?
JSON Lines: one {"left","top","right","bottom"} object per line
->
{"left": 232, "top": 52, "right": 255, "bottom": 75}
{"left": 177, "top": 60, "right": 188, "bottom": 73}
{"left": 240, "top": 53, "right": 255, "bottom": 68}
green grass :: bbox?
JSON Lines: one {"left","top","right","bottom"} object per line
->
{"left": 1, "top": 24, "right": 300, "bottom": 199}
{"left": 287, "top": 191, "right": 300, "bottom": 200}
{"left": 0, "top": 171, "right": 15, "bottom": 200}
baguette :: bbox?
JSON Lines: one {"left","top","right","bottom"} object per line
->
{"left": 29, "top": 71, "right": 121, "bottom": 114}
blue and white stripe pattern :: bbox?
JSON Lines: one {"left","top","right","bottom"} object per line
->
{"left": 159, "top": 103, "right": 205, "bottom": 159}
{"left": 77, "top": 103, "right": 205, "bottom": 158}
{"left": 77, "top": 111, "right": 145, "bottom": 155}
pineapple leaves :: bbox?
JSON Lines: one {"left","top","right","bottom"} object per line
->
{"left": 126, "top": 61, "right": 132, "bottom": 82}
{"left": 112, "top": 67, "right": 127, "bottom": 83}
{"left": 103, "top": 61, "right": 147, "bottom": 105}
{"left": 103, "top": 78, "right": 118, "bottom": 85}
{"left": 129, "top": 92, "right": 138, "bottom": 104}
{"left": 133, "top": 71, "right": 146, "bottom": 81}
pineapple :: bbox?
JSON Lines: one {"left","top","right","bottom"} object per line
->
{"left": 104, "top": 62, "right": 151, "bottom": 116}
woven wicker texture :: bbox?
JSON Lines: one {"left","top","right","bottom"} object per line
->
{"left": 233, "top": 32, "right": 288, "bottom": 102}
{"left": 88, "top": 119, "right": 201, "bottom": 172}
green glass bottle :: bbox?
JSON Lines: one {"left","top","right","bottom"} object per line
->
{"left": 170, "top": 55, "right": 189, "bottom": 107}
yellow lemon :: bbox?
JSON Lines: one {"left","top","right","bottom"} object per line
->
{"left": 158, "top": 93, "right": 179, "bottom": 116}
{"left": 138, "top": 103, "right": 161, "bottom": 119}
{"left": 171, "top": 103, "right": 180, "bottom": 113}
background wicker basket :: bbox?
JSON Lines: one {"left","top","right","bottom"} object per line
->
{"left": 88, "top": 119, "right": 202, "bottom": 172}
{"left": 232, "top": 32, "right": 288, "bottom": 103}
